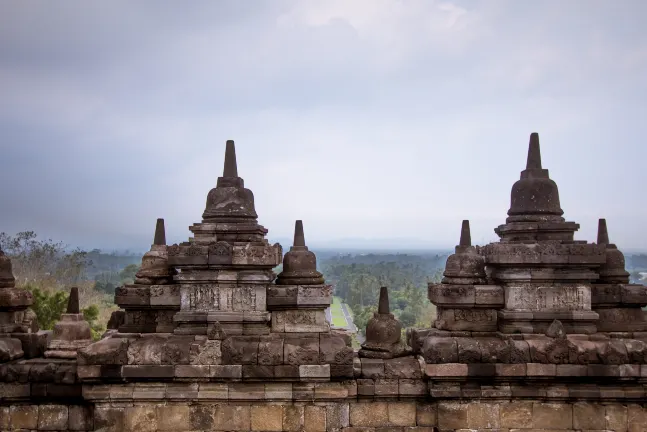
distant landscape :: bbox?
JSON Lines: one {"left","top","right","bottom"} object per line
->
{"left": 2, "top": 230, "right": 646, "bottom": 340}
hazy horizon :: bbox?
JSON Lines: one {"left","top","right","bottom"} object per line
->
{"left": 2, "top": 1, "right": 647, "bottom": 252}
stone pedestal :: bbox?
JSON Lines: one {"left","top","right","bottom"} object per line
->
{"left": 0, "top": 248, "right": 35, "bottom": 361}
{"left": 591, "top": 219, "right": 647, "bottom": 333}
{"left": 429, "top": 221, "right": 503, "bottom": 332}
{"left": 115, "top": 219, "right": 179, "bottom": 333}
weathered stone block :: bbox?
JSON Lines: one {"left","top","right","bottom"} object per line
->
{"left": 350, "top": 402, "right": 389, "bottom": 427}
{"left": 251, "top": 404, "right": 283, "bottom": 431}
{"left": 214, "top": 404, "right": 251, "bottom": 430}
{"left": 272, "top": 310, "right": 329, "bottom": 332}
{"left": 421, "top": 337, "right": 458, "bottom": 363}
{"left": 384, "top": 356, "right": 422, "bottom": 379}
{"left": 190, "top": 404, "right": 214, "bottom": 430}
{"left": 229, "top": 383, "right": 265, "bottom": 400}
{"left": 605, "top": 404, "right": 627, "bottom": 432}
{"left": 388, "top": 402, "right": 416, "bottom": 426}
{"left": 68, "top": 405, "right": 93, "bottom": 431}
{"left": 156, "top": 405, "right": 190, "bottom": 431}
{"left": 320, "top": 333, "right": 354, "bottom": 365}
{"left": 374, "top": 378, "right": 399, "bottom": 396}
{"left": 94, "top": 404, "right": 124, "bottom": 431}
{"left": 466, "top": 402, "right": 500, "bottom": 429}
{"left": 326, "top": 403, "right": 350, "bottom": 430}
{"left": 532, "top": 402, "right": 572, "bottom": 429}
{"left": 361, "top": 358, "right": 385, "bottom": 378}
{"left": 127, "top": 336, "right": 167, "bottom": 364}
{"left": 190, "top": 340, "right": 222, "bottom": 365}
{"left": 437, "top": 402, "right": 468, "bottom": 430}
{"left": 258, "top": 337, "right": 283, "bottom": 365}
{"left": 78, "top": 337, "right": 128, "bottom": 365}
{"left": 300, "top": 364, "right": 330, "bottom": 381}
{"left": 36, "top": 404, "right": 68, "bottom": 430}
{"left": 416, "top": 403, "right": 437, "bottom": 426}
{"left": 10, "top": 404, "right": 38, "bottom": 429}
{"left": 283, "top": 405, "right": 304, "bottom": 432}
{"left": 304, "top": 405, "right": 326, "bottom": 432}
{"left": 124, "top": 405, "right": 158, "bottom": 432}
{"left": 211, "top": 364, "right": 242, "bottom": 379}
{"left": 265, "top": 382, "right": 292, "bottom": 399}
{"left": 572, "top": 401, "right": 605, "bottom": 430}
{"left": 285, "top": 336, "right": 319, "bottom": 365}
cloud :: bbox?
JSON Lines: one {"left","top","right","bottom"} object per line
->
{"left": 1, "top": 0, "right": 647, "bottom": 251}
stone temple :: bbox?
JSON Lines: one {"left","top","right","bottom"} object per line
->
{"left": 1, "top": 135, "right": 647, "bottom": 431}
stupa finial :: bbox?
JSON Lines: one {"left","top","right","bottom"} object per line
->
{"left": 597, "top": 218, "right": 610, "bottom": 244}
{"left": 460, "top": 220, "right": 471, "bottom": 247}
{"left": 526, "top": 132, "right": 542, "bottom": 170}
{"left": 294, "top": 220, "right": 305, "bottom": 247}
{"left": 223, "top": 140, "right": 238, "bottom": 178}
{"left": 67, "top": 287, "right": 80, "bottom": 314}
{"left": 378, "top": 287, "right": 390, "bottom": 314}
{"left": 153, "top": 218, "right": 166, "bottom": 246}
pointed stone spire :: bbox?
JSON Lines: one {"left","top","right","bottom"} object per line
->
{"left": 154, "top": 218, "right": 166, "bottom": 246}
{"left": 460, "top": 220, "right": 471, "bottom": 247}
{"left": 597, "top": 218, "right": 609, "bottom": 244}
{"left": 67, "top": 287, "right": 80, "bottom": 314}
{"left": 276, "top": 220, "right": 325, "bottom": 285}
{"left": 526, "top": 132, "right": 542, "bottom": 170}
{"left": 223, "top": 139, "right": 238, "bottom": 178}
{"left": 202, "top": 139, "right": 258, "bottom": 222}
{"left": 378, "top": 287, "right": 390, "bottom": 314}
{"left": 294, "top": 220, "right": 306, "bottom": 247}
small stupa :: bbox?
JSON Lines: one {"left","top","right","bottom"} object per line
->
{"left": 45, "top": 287, "right": 92, "bottom": 359}
{"left": 359, "top": 287, "right": 409, "bottom": 359}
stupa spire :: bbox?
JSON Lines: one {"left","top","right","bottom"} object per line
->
{"left": 66, "top": 287, "right": 80, "bottom": 314}
{"left": 223, "top": 140, "right": 238, "bottom": 178}
{"left": 597, "top": 218, "right": 609, "bottom": 244}
{"left": 526, "top": 132, "right": 542, "bottom": 170}
{"left": 153, "top": 218, "right": 166, "bottom": 246}
{"left": 293, "top": 220, "right": 305, "bottom": 247}
{"left": 460, "top": 220, "right": 471, "bottom": 247}
{"left": 378, "top": 286, "right": 390, "bottom": 314}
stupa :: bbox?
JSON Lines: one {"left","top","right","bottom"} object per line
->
{"left": 44, "top": 287, "right": 92, "bottom": 359}
{"left": 0, "top": 248, "right": 33, "bottom": 361}
{"left": 480, "top": 132, "right": 604, "bottom": 334}
{"left": 168, "top": 140, "right": 283, "bottom": 336}
{"left": 114, "top": 218, "right": 178, "bottom": 333}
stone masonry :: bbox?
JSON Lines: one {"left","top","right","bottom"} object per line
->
{"left": 2, "top": 135, "right": 647, "bottom": 431}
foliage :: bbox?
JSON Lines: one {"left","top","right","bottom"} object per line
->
{"left": 82, "top": 304, "right": 105, "bottom": 340}
{"left": 27, "top": 286, "right": 69, "bottom": 330}
{"left": 321, "top": 252, "right": 447, "bottom": 336}
{"left": 0, "top": 231, "right": 91, "bottom": 289}
{"left": 119, "top": 264, "right": 139, "bottom": 285}
{"left": 1, "top": 232, "right": 128, "bottom": 340}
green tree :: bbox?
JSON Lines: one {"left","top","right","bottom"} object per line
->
{"left": 27, "top": 286, "right": 69, "bottom": 330}
{"left": 82, "top": 304, "right": 105, "bottom": 340}
{"left": 119, "top": 264, "right": 139, "bottom": 284}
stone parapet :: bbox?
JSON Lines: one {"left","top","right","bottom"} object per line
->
{"left": 480, "top": 242, "right": 606, "bottom": 266}
{"left": 267, "top": 285, "right": 333, "bottom": 310}
{"left": 167, "top": 241, "right": 282, "bottom": 269}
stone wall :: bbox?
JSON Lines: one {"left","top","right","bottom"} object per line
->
{"left": 2, "top": 398, "right": 647, "bottom": 431}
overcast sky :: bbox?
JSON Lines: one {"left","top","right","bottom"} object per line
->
{"left": 1, "top": 1, "right": 647, "bottom": 252}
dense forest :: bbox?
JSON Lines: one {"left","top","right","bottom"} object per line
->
{"left": 2, "top": 231, "right": 646, "bottom": 341}
{"left": 319, "top": 253, "right": 448, "bottom": 333}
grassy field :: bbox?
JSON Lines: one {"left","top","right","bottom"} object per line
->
{"left": 330, "top": 296, "right": 349, "bottom": 327}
